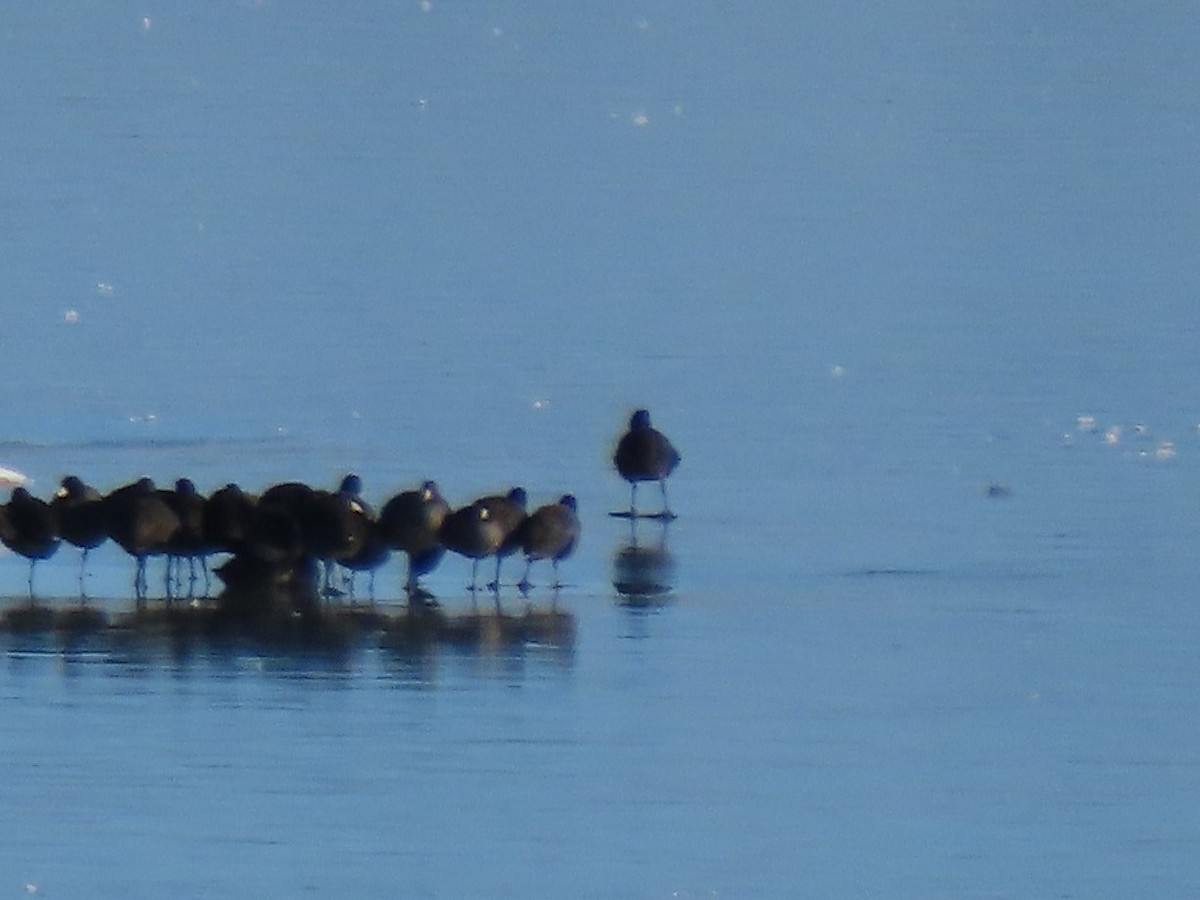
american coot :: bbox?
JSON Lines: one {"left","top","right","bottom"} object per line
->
{"left": 320, "top": 474, "right": 375, "bottom": 597}
{"left": 330, "top": 478, "right": 387, "bottom": 600}
{"left": 161, "top": 478, "right": 211, "bottom": 597}
{"left": 378, "top": 480, "right": 450, "bottom": 599}
{"left": 516, "top": 494, "right": 580, "bottom": 591}
{"left": 439, "top": 502, "right": 507, "bottom": 592}
{"left": 257, "top": 475, "right": 369, "bottom": 597}
{"left": 338, "top": 514, "right": 391, "bottom": 601}
{"left": 50, "top": 476, "right": 108, "bottom": 598}
{"left": 2, "top": 487, "right": 61, "bottom": 598}
{"left": 252, "top": 480, "right": 315, "bottom": 569}
{"left": 474, "top": 487, "right": 527, "bottom": 590}
{"left": 202, "top": 483, "right": 257, "bottom": 556}
{"left": 613, "top": 409, "right": 681, "bottom": 518}
{"left": 103, "top": 478, "right": 182, "bottom": 603}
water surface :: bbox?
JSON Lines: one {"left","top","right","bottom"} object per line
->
{"left": 2, "top": 2, "right": 1199, "bottom": 897}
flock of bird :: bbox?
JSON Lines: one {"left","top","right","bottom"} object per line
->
{"left": 0, "top": 410, "right": 682, "bottom": 608}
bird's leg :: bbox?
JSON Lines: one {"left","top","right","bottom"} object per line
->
{"left": 135, "top": 556, "right": 147, "bottom": 607}
{"left": 79, "top": 549, "right": 89, "bottom": 601}
{"left": 491, "top": 554, "right": 504, "bottom": 592}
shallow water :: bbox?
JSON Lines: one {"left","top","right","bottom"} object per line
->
{"left": 2, "top": 2, "right": 1200, "bottom": 897}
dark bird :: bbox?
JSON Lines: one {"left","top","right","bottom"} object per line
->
{"left": 318, "top": 474, "right": 374, "bottom": 596}
{"left": 50, "top": 476, "right": 109, "bottom": 598}
{"left": 259, "top": 475, "right": 371, "bottom": 597}
{"left": 516, "top": 494, "right": 580, "bottom": 591}
{"left": 438, "top": 501, "right": 508, "bottom": 592}
{"left": 613, "top": 409, "right": 681, "bottom": 518}
{"left": 474, "top": 487, "right": 527, "bottom": 590}
{"left": 202, "top": 483, "right": 257, "bottom": 556}
{"left": 2, "top": 487, "right": 60, "bottom": 598}
{"left": 103, "top": 478, "right": 181, "bottom": 603}
{"left": 161, "top": 478, "right": 211, "bottom": 597}
{"left": 378, "top": 480, "right": 450, "bottom": 599}
{"left": 338, "top": 514, "right": 391, "bottom": 601}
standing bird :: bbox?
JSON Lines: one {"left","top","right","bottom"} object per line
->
{"left": 2, "top": 487, "right": 60, "bottom": 599}
{"left": 439, "top": 501, "right": 507, "bottom": 592}
{"left": 516, "top": 494, "right": 580, "bottom": 591}
{"left": 613, "top": 409, "right": 681, "bottom": 518}
{"left": 103, "top": 478, "right": 181, "bottom": 603}
{"left": 338, "top": 514, "right": 391, "bottom": 601}
{"left": 474, "top": 487, "right": 527, "bottom": 590}
{"left": 317, "top": 474, "right": 375, "bottom": 597}
{"left": 50, "top": 476, "right": 109, "bottom": 599}
{"left": 378, "top": 480, "right": 450, "bottom": 600}
{"left": 202, "top": 483, "right": 257, "bottom": 556}
{"left": 264, "top": 474, "right": 372, "bottom": 598}
{"left": 161, "top": 478, "right": 211, "bottom": 597}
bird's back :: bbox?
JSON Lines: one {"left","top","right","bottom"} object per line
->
{"left": 615, "top": 427, "right": 680, "bottom": 482}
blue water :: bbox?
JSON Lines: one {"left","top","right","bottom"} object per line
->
{"left": 2, "top": 2, "right": 1200, "bottom": 897}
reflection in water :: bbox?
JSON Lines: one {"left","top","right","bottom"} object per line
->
{"left": 0, "top": 594, "right": 576, "bottom": 684}
{"left": 610, "top": 517, "right": 676, "bottom": 605}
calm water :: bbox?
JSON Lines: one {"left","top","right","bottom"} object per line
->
{"left": 2, "top": 2, "right": 1199, "bottom": 897}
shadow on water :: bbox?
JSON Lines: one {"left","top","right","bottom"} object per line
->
{"left": 610, "top": 517, "right": 676, "bottom": 608}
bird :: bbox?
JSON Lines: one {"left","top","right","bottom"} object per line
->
{"left": 262, "top": 474, "right": 371, "bottom": 598}
{"left": 202, "top": 483, "right": 257, "bottom": 556}
{"left": 318, "top": 474, "right": 375, "bottom": 597}
{"left": 161, "top": 478, "right": 211, "bottom": 597}
{"left": 516, "top": 494, "right": 580, "bottom": 591}
{"left": 50, "top": 476, "right": 109, "bottom": 598}
{"left": 438, "top": 501, "right": 508, "bottom": 592}
{"left": 337, "top": 514, "right": 391, "bottom": 601}
{"left": 474, "top": 487, "right": 527, "bottom": 590}
{"left": 378, "top": 480, "right": 450, "bottom": 600}
{"left": 2, "top": 487, "right": 61, "bottom": 599}
{"left": 103, "top": 478, "right": 182, "bottom": 603}
{"left": 613, "top": 409, "right": 681, "bottom": 518}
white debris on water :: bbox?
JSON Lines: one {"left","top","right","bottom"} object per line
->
{"left": 1068, "top": 414, "right": 1181, "bottom": 462}
{"left": 0, "top": 467, "right": 28, "bottom": 487}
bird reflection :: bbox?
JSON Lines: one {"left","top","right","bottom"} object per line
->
{"left": 610, "top": 517, "right": 675, "bottom": 605}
